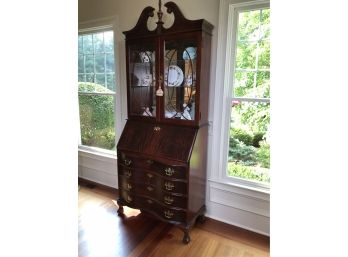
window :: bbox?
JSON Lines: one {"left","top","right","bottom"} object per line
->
{"left": 214, "top": 0, "right": 270, "bottom": 188}
{"left": 78, "top": 29, "right": 116, "bottom": 152}
{"left": 227, "top": 5, "right": 270, "bottom": 184}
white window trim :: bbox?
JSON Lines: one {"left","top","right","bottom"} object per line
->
{"left": 210, "top": 0, "right": 270, "bottom": 193}
{"left": 78, "top": 16, "right": 122, "bottom": 157}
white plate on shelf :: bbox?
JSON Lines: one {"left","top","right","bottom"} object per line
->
{"left": 183, "top": 47, "right": 197, "bottom": 60}
{"left": 164, "top": 65, "right": 184, "bottom": 87}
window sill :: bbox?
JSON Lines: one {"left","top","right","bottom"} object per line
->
{"left": 208, "top": 178, "right": 270, "bottom": 201}
{"left": 78, "top": 146, "right": 117, "bottom": 161}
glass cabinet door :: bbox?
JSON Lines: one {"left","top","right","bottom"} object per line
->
{"left": 163, "top": 39, "right": 198, "bottom": 121}
{"left": 128, "top": 41, "right": 156, "bottom": 118}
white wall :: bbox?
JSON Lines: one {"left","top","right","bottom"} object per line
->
{"left": 78, "top": 0, "right": 270, "bottom": 236}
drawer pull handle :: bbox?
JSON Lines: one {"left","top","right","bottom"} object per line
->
{"left": 147, "top": 199, "right": 153, "bottom": 204}
{"left": 126, "top": 195, "right": 132, "bottom": 203}
{"left": 165, "top": 167, "right": 175, "bottom": 176}
{"left": 147, "top": 186, "right": 154, "bottom": 192}
{"left": 164, "top": 196, "right": 174, "bottom": 205}
{"left": 165, "top": 181, "right": 175, "bottom": 191}
{"left": 147, "top": 173, "right": 154, "bottom": 179}
{"left": 164, "top": 210, "right": 174, "bottom": 219}
{"left": 124, "top": 159, "right": 132, "bottom": 166}
{"left": 126, "top": 183, "right": 132, "bottom": 190}
{"left": 146, "top": 159, "right": 154, "bottom": 164}
{"left": 124, "top": 170, "right": 132, "bottom": 178}
{"left": 154, "top": 126, "right": 161, "bottom": 131}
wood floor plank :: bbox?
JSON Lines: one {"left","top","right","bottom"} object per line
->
{"left": 78, "top": 182, "right": 269, "bottom": 257}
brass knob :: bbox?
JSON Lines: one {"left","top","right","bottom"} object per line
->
{"left": 147, "top": 173, "right": 154, "bottom": 179}
{"left": 165, "top": 167, "right": 175, "bottom": 176}
{"left": 158, "top": 75, "right": 163, "bottom": 84}
{"left": 124, "top": 159, "right": 132, "bottom": 166}
{"left": 164, "top": 210, "right": 174, "bottom": 219}
{"left": 147, "top": 186, "right": 154, "bottom": 192}
{"left": 164, "top": 181, "right": 174, "bottom": 191}
{"left": 126, "top": 183, "right": 132, "bottom": 190}
{"left": 154, "top": 126, "right": 161, "bottom": 131}
{"left": 164, "top": 196, "right": 174, "bottom": 205}
{"left": 146, "top": 159, "right": 154, "bottom": 164}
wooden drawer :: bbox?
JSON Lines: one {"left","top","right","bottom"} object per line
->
{"left": 160, "top": 194, "right": 187, "bottom": 209}
{"left": 118, "top": 152, "right": 187, "bottom": 180}
{"left": 141, "top": 196, "right": 186, "bottom": 223}
{"left": 118, "top": 166, "right": 146, "bottom": 182}
{"left": 160, "top": 179, "right": 187, "bottom": 194}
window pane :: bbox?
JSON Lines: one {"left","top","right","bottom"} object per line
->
{"left": 83, "top": 34, "right": 93, "bottom": 54}
{"left": 78, "top": 92, "right": 115, "bottom": 150}
{"left": 95, "top": 74, "right": 106, "bottom": 86}
{"left": 78, "top": 74, "right": 85, "bottom": 83}
{"left": 78, "top": 36, "right": 83, "bottom": 54}
{"left": 228, "top": 101, "right": 270, "bottom": 183}
{"left": 260, "top": 9, "right": 270, "bottom": 40}
{"left": 256, "top": 71, "right": 270, "bottom": 98}
{"left": 106, "top": 74, "right": 115, "bottom": 92}
{"left": 95, "top": 54, "right": 105, "bottom": 73}
{"left": 234, "top": 71, "right": 255, "bottom": 97}
{"left": 78, "top": 55, "right": 84, "bottom": 73}
{"left": 237, "top": 10, "right": 261, "bottom": 42}
{"left": 236, "top": 42, "right": 257, "bottom": 69}
{"left": 258, "top": 40, "right": 270, "bottom": 69}
{"left": 86, "top": 74, "right": 94, "bottom": 83}
{"left": 104, "top": 31, "right": 114, "bottom": 52}
{"left": 106, "top": 54, "right": 115, "bottom": 72}
{"left": 85, "top": 55, "right": 94, "bottom": 73}
{"left": 93, "top": 33, "right": 104, "bottom": 53}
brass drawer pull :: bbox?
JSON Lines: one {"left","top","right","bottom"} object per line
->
{"left": 147, "top": 186, "right": 154, "bottom": 192}
{"left": 164, "top": 210, "right": 174, "bottom": 219}
{"left": 164, "top": 196, "right": 174, "bottom": 205}
{"left": 154, "top": 126, "right": 161, "bottom": 131}
{"left": 147, "top": 173, "right": 154, "bottom": 179}
{"left": 126, "top": 183, "right": 132, "bottom": 190}
{"left": 124, "top": 170, "right": 132, "bottom": 178}
{"left": 146, "top": 159, "right": 154, "bottom": 164}
{"left": 126, "top": 195, "right": 132, "bottom": 203}
{"left": 124, "top": 159, "right": 132, "bottom": 166}
{"left": 147, "top": 199, "right": 153, "bottom": 204}
{"left": 165, "top": 167, "right": 175, "bottom": 176}
{"left": 164, "top": 181, "right": 175, "bottom": 191}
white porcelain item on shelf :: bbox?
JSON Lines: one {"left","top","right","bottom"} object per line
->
{"left": 142, "top": 107, "right": 153, "bottom": 116}
{"left": 141, "top": 74, "right": 152, "bottom": 86}
{"left": 164, "top": 65, "right": 184, "bottom": 87}
{"left": 183, "top": 47, "right": 197, "bottom": 60}
{"left": 139, "top": 51, "right": 152, "bottom": 63}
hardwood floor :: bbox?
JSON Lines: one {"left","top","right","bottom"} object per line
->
{"left": 78, "top": 179, "right": 269, "bottom": 257}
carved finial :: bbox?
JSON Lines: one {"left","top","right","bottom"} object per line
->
{"left": 156, "top": 0, "right": 164, "bottom": 29}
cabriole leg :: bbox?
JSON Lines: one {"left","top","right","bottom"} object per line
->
{"left": 182, "top": 229, "right": 191, "bottom": 244}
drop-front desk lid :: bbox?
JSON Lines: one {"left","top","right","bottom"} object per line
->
{"left": 117, "top": 120, "right": 197, "bottom": 163}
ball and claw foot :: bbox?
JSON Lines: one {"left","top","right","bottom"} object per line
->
{"left": 117, "top": 205, "right": 124, "bottom": 217}
{"left": 197, "top": 214, "right": 206, "bottom": 224}
{"left": 182, "top": 231, "right": 191, "bottom": 244}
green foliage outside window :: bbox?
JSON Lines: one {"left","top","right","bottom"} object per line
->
{"left": 78, "top": 82, "right": 115, "bottom": 150}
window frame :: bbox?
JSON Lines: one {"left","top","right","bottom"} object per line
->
{"left": 212, "top": 0, "right": 270, "bottom": 192}
{"left": 78, "top": 17, "right": 121, "bottom": 156}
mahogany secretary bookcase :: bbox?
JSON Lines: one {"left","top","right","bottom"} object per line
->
{"left": 116, "top": 1, "right": 213, "bottom": 244}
